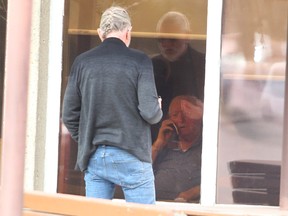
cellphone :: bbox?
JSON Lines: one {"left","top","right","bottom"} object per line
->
{"left": 168, "top": 122, "right": 179, "bottom": 143}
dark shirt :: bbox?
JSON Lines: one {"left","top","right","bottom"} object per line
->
{"left": 62, "top": 38, "right": 162, "bottom": 171}
{"left": 153, "top": 139, "right": 202, "bottom": 200}
{"left": 151, "top": 46, "right": 205, "bottom": 142}
{"left": 152, "top": 46, "right": 206, "bottom": 117}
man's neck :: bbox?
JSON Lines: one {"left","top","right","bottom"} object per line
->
{"left": 106, "top": 32, "right": 128, "bottom": 46}
{"left": 178, "top": 133, "right": 201, "bottom": 152}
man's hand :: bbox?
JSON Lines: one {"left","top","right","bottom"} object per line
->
{"left": 175, "top": 185, "right": 200, "bottom": 202}
{"left": 152, "top": 119, "right": 176, "bottom": 162}
{"left": 154, "top": 119, "right": 176, "bottom": 148}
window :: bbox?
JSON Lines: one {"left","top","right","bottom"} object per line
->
{"left": 217, "top": 0, "right": 287, "bottom": 206}
{"left": 59, "top": 0, "right": 208, "bottom": 202}
{"left": 58, "top": 0, "right": 288, "bottom": 209}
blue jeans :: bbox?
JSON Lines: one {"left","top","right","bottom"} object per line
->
{"left": 84, "top": 145, "right": 155, "bottom": 204}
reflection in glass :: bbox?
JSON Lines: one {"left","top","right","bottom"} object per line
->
{"left": 59, "top": 0, "right": 207, "bottom": 203}
{"left": 149, "top": 9, "right": 205, "bottom": 203}
{"left": 217, "top": 0, "right": 287, "bottom": 206}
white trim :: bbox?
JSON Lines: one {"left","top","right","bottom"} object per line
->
{"left": 25, "top": 0, "right": 41, "bottom": 191}
{"left": 43, "top": 0, "right": 65, "bottom": 193}
{"left": 200, "top": 0, "right": 223, "bottom": 205}
{"left": 155, "top": 202, "right": 286, "bottom": 216}
{"left": 280, "top": 24, "right": 288, "bottom": 209}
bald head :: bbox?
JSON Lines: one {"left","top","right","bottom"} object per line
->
{"left": 156, "top": 12, "right": 191, "bottom": 61}
{"left": 156, "top": 11, "right": 191, "bottom": 35}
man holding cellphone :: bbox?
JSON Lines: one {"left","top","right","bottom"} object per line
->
{"left": 152, "top": 95, "right": 203, "bottom": 202}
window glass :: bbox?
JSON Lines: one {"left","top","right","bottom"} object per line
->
{"left": 0, "top": 0, "right": 7, "bottom": 175}
{"left": 59, "top": 0, "right": 207, "bottom": 203}
{"left": 217, "top": 0, "right": 287, "bottom": 206}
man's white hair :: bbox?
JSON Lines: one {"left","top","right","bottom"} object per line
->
{"left": 99, "top": 6, "right": 131, "bottom": 38}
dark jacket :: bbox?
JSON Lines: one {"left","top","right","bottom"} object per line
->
{"left": 62, "top": 38, "right": 163, "bottom": 171}
{"left": 152, "top": 46, "right": 206, "bottom": 116}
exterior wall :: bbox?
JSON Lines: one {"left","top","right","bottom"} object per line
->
{"left": 21, "top": 0, "right": 288, "bottom": 210}
{"left": 25, "top": 0, "right": 45, "bottom": 191}
{"left": 25, "top": 0, "right": 64, "bottom": 192}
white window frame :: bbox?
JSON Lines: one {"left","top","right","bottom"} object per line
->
{"left": 199, "top": 0, "right": 288, "bottom": 211}
{"left": 200, "top": 0, "right": 223, "bottom": 206}
{"left": 43, "top": 0, "right": 65, "bottom": 193}
{"left": 43, "top": 0, "right": 224, "bottom": 201}
{"left": 42, "top": 0, "right": 288, "bottom": 214}
{"left": 157, "top": 0, "right": 288, "bottom": 213}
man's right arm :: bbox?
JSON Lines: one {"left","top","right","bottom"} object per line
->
{"left": 152, "top": 119, "right": 174, "bottom": 162}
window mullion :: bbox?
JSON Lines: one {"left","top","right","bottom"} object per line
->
{"left": 200, "top": 0, "right": 223, "bottom": 206}
{"left": 280, "top": 19, "right": 288, "bottom": 209}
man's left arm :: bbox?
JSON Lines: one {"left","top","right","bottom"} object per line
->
{"left": 137, "top": 56, "right": 163, "bottom": 125}
{"left": 62, "top": 80, "right": 81, "bottom": 142}
{"left": 175, "top": 185, "right": 200, "bottom": 202}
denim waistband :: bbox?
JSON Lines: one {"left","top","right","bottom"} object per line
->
{"left": 97, "top": 144, "right": 116, "bottom": 149}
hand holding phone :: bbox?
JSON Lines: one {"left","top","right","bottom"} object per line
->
{"left": 155, "top": 120, "right": 179, "bottom": 149}
{"left": 167, "top": 122, "right": 179, "bottom": 143}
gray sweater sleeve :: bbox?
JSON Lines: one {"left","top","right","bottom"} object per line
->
{"left": 62, "top": 65, "right": 81, "bottom": 142}
{"left": 137, "top": 56, "right": 163, "bottom": 124}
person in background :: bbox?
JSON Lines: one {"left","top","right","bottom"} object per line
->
{"left": 151, "top": 11, "right": 205, "bottom": 142}
{"left": 152, "top": 95, "right": 203, "bottom": 202}
{"left": 62, "top": 6, "right": 162, "bottom": 204}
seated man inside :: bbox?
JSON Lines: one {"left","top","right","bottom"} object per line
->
{"left": 152, "top": 95, "right": 203, "bottom": 202}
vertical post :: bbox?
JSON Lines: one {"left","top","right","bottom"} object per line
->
{"left": 0, "top": 0, "right": 32, "bottom": 215}
{"left": 201, "top": 0, "right": 223, "bottom": 205}
{"left": 280, "top": 15, "right": 288, "bottom": 209}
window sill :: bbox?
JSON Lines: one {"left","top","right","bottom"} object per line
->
{"left": 155, "top": 201, "right": 288, "bottom": 216}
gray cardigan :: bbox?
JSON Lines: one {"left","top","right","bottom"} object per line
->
{"left": 62, "top": 38, "right": 162, "bottom": 171}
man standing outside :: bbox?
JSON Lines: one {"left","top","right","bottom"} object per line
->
{"left": 62, "top": 6, "right": 162, "bottom": 204}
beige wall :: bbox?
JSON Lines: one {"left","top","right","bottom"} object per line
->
{"left": 68, "top": 0, "right": 208, "bottom": 35}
